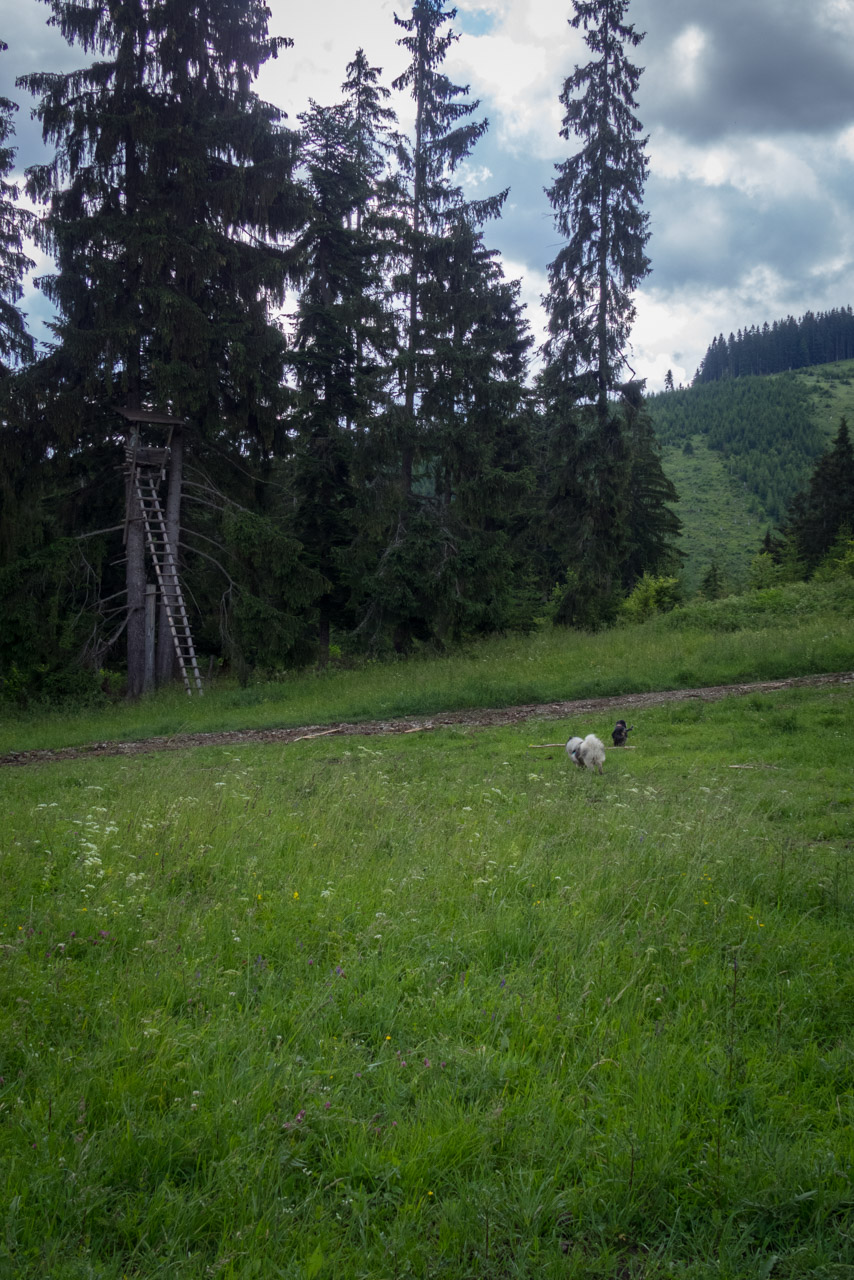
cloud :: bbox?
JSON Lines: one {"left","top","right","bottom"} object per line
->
{"left": 635, "top": 0, "right": 854, "bottom": 141}
{"left": 4, "top": 0, "right": 854, "bottom": 396}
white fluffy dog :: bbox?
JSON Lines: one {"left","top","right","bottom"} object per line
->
{"left": 566, "top": 734, "right": 606, "bottom": 774}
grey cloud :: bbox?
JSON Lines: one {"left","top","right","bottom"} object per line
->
{"left": 646, "top": 171, "right": 845, "bottom": 294}
{"left": 634, "top": 0, "right": 854, "bottom": 141}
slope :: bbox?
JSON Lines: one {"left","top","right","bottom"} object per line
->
{"left": 647, "top": 356, "right": 854, "bottom": 590}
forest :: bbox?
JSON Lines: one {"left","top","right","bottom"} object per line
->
{"left": 0, "top": 0, "right": 851, "bottom": 708}
{"left": 647, "top": 373, "right": 825, "bottom": 523}
{"left": 693, "top": 306, "right": 854, "bottom": 382}
{"left": 0, "top": 0, "right": 684, "bottom": 703}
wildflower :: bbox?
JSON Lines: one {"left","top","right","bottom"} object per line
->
{"left": 293, "top": 891, "right": 299, "bottom": 900}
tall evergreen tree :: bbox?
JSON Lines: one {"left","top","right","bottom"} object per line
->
{"left": 351, "top": 0, "right": 532, "bottom": 650}
{"left": 619, "top": 385, "right": 681, "bottom": 587}
{"left": 289, "top": 56, "right": 401, "bottom": 663}
{"left": 786, "top": 418, "right": 854, "bottom": 570}
{"left": 539, "top": 1, "right": 675, "bottom": 626}
{"left": 543, "top": 0, "right": 650, "bottom": 420}
{"left": 0, "top": 42, "right": 35, "bottom": 373}
{"left": 19, "top": 0, "right": 312, "bottom": 693}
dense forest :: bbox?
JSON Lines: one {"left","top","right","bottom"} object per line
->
{"left": 694, "top": 307, "right": 854, "bottom": 383}
{"left": 0, "top": 0, "right": 685, "bottom": 703}
{"left": 647, "top": 373, "right": 826, "bottom": 522}
{"left": 0, "top": 0, "right": 851, "bottom": 708}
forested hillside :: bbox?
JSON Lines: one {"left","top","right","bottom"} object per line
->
{"left": 648, "top": 373, "right": 824, "bottom": 522}
{"left": 647, "top": 358, "right": 854, "bottom": 590}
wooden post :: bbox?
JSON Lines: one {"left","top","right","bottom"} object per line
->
{"left": 143, "top": 583, "right": 157, "bottom": 694}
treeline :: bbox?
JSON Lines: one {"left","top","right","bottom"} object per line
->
{"left": 647, "top": 374, "right": 825, "bottom": 522}
{"left": 694, "top": 307, "right": 854, "bottom": 383}
{"left": 0, "top": 0, "right": 681, "bottom": 704}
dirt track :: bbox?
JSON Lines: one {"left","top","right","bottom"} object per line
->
{"left": 1, "top": 671, "right": 851, "bottom": 769}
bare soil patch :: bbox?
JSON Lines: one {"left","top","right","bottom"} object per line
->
{"left": 2, "top": 671, "right": 851, "bottom": 769}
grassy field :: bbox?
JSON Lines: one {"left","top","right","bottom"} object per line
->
{"left": 649, "top": 357, "right": 854, "bottom": 590}
{"left": 2, "top": 577, "right": 853, "bottom": 757}
{"left": 2, "top": 677, "right": 853, "bottom": 1277}
{"left": 796, "top": 361, "right": 854, "bottom": 441}
{"left": 657, "top": 437, "right": 767, "bottom": 594}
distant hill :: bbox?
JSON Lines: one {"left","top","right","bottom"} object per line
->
{"left": 694, "top": 307, "right": 854, "bottom": 382}
{"left": 646, "top": 358, "right": 854, "bottom": 593}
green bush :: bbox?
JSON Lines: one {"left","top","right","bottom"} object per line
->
{"left": 661, "top": 576, "right": 854, "bottom": 632}
{"left": 813, "top": 530, "right": 854, "bottom": 581}
{"left": 619, "top": 572, "right": 682, "bottom": 622}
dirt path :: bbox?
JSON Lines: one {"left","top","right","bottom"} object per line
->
{"left": 2, "top": 671, "right": 851, "bottom": 769}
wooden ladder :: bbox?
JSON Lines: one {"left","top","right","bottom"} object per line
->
{"left": 132, "top": 459, "right": 203, "bottom": 696}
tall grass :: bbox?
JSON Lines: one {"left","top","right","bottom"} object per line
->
{"left": 2, "top": 578, "right": 853, "bottom": 755}
{"left": 1, "top": 685, "right": 852, "bottom": 1276}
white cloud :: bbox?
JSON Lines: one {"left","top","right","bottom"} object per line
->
{"left": 650, "top": 131, "right": 821, "bottom": 203}
{"left": 669, "top": 24, "right": 708, "bottom": 93}
{"left": 457, "top": 162, "right": 494, "bottom": 191}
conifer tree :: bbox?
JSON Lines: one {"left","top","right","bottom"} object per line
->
{"left": 786, "top": 418, "right": 854, "bottom": 571}
{"left": 544, "top": 0, "right": 650, "bottom": 420}
{"left": 619, "top": 389, "right": 681, "bottom": 587}
{"left": 0, "top": 42, "right": 35, "bottom": 373}
{"left": 289, "top": 55, "right": 401, "bottom": 663}
{"left": 19, "top": 0, "right": 312, "bottom": 693}
{"left": 538, "top": 2, "right": 676, "bottom": 626}
{"left": 699, "top": 559, "right": 726, "bottom": 600}
{"left": 353, "top": 0, "right": 531, "bottom": 649}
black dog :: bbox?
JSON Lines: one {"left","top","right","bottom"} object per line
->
{"left": 611, "top": 719, "right": 633, "bottom": 747}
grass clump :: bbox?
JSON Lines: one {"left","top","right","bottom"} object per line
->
{"left": 1, "top": 685, "right": 853, "bottom": 1276}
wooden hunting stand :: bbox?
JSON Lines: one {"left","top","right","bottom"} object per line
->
{"left": 119, "top": 407, "right": 203, "bottom": 697}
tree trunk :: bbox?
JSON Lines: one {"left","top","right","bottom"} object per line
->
{"left": 157, "top": 425, "right": 184, "bottom": 685}
{"left": 318, "top": 610, "right": 330, "bottom": 668}
{"left": 125, "top": 451, "right": 147, "bottom": 699}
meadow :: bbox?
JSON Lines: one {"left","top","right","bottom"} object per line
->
{"left": 2, "top": 576, "right": 854, "bottom": 757}
{"left": 2, "top": 673, "right": 853, "bottom": 1277}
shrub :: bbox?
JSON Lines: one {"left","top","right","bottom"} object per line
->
{"left": 619, "top": 573, "right": 682, "bottom": 622}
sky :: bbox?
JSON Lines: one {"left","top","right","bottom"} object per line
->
{"left": 4, "top": 0, "right": 854, "bottom": 390}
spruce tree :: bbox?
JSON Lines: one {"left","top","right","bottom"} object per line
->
{"left": 786, "top": 418, "right": 854, "bottom": 571}
{"left": 352, "top": 0, "right": 531, "bottom": 649}
{"left": 543, "top": 0, "right": 650, "bottom": 419}
{"left": 290, "top": 57, "right": 400, "bottom": 663}
{"left": 19, "top": 0, "right": 312, "bottom": 693}
{"left": 0, "top": 42, "right": 35, "bottom": 372}
{"left": 538, "top": 2, "right": 675, "bottom": 626}
{"left": 619, "top": 389, "right": 682, "bottom": 587}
